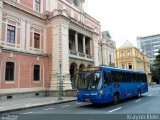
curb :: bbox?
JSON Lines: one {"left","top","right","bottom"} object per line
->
{"left": 0, "top": 99, "right": 76, "bottom": 114}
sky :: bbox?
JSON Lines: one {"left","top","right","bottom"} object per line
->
{"left": 85, "top": 0, "right": 160, "bottom": 48}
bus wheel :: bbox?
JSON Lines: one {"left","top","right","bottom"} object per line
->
{"left": 113, "top": 93, "right": 120, "bottom": 105}
{"left": 137, "top": 90, "right": 141, "bottom": 98}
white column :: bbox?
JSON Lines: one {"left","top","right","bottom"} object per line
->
{"left": 48, "top": 0, "right": 57, "bottom": 12}
{"left": 90, "top": 39, "right": 92, "bottom": 56}
{"left": 26, "top": 22, "right": 30, "bottom": 51}
{"left": 0, "top": 0, "right": 3, "bottom": 45}
{"left": 50, "top": 17, "right": 72, "bottom": 91}
{"left": 40, "top": 31, "right": 42, "bottom": 52}
{"left": 102, "top": 42, "right": 107, "bottom": 65}
{"left": 75, "top": 32, "right": 78, "bottom": 52}
{"left": 50, "top": 19, "right": 61, "bottom": 91}
{"left": 4, "top": 19, "right": 8, "bottom": 47}
{"left": 43, "top": 28, "right": 46, "bottom": 53}
{"left": 20, "top": 20, "right": 25, "bottom": 50}
{"left": 61, "top": 19, "right": 72, "bottom": 90}
{"left": 92, "top": 33, "right": 99, "bottom": 66}
{"left": 32, "top": 29, "right": 34, "bottom": 50}
{"left": 15, "top": 23, "right": 18, "bottom": 45}
{"left": 40, "top": 0, "right": 43, "bottom": 14}
{"left": 83, "top": 35, "right": 86, "bottom": 54}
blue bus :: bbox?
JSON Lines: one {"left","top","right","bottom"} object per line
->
{"left": 77, "top": 66, "right": 148, "bottom": 104}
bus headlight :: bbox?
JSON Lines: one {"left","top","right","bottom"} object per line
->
{"left": 99, "top": 90, "right": 103, "bottom": 96}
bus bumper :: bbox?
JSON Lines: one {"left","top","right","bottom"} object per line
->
{"left": 77, "top": 94, "right": 113, "bottom": 104}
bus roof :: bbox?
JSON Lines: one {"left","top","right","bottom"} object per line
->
{"left": 84, "top": 66, "right": 146, "bottom": 74}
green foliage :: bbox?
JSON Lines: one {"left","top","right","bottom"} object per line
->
{"left": 152, "top": 49, "right": 160, "bottom": 82}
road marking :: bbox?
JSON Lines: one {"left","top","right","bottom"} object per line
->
{"left": 61, "top": 105, "right": 70, "bottom": 108}
{"left": 108, "top": 107, "right": 122, "bottom": 113}
{"left": 135, "top": 99, "right": 142, "bottom": 102}
{"left": 148, "top": 94, "right": 153, "bottom": 96}
{"left": 76, "top": 102, "right": 82, "bottom": 105}
{"left": 22, "top": 112, "right": 33, "bottom": 114}
{"left": 43, "top": 108, "right": 55, "bottom": 111}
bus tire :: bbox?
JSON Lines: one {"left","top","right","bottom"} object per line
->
{"left": 137, "top": 90, "right": 141, "bottom": 98}
{"left": 113, "top": 93, "right": 120, "bottom": 105}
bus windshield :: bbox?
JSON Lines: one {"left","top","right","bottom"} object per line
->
{"left": 78, "top": 71, "right": 102, "bottom": 90}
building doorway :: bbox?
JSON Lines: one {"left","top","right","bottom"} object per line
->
{"left": 79, "top": 64, "right": 85, "bottom": 71}
{"left": 70, "top": 63, "right": 77, "bottom": 89}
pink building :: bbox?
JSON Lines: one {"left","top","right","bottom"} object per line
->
{"left": 0, "top": 0, "right": 101, "bottom": 99}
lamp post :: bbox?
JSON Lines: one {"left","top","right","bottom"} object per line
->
{"left": 58, "top": 60, "right": 63, "bottom": 101}
{"left": 101, "top": 43, "right": 103, "bottom": 66}
{"left": 109, "top": 54, "right": 111, "bottom": 67}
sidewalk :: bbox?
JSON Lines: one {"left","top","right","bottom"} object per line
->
{"left": 0, "top": 96, "right": 76, "bottom": 113}
{"left": 149, "top": 84, "right": 160, "bottom": 87}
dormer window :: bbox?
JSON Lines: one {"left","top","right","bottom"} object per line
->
{"left": 73, "top": 0, "right": 78, "bottom": 7}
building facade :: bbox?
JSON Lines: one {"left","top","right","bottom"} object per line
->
{"left": 116, "top": 40, "right": 151, "bottom": 83}
{"left": 137, "top": 34, "right": 160, "bottom": 64}
{"left": 99, "top": 31, "right": 116, "bottom": 67}
{"left": 0, "top": 0, "right": 101, "bottom": 99}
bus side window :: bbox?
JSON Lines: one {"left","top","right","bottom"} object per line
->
{"left": 122, "top": 72, "right": 126, "bottom": 82}
{"left": 104, "top": 72, "right": 111, "bottom": 87}
{"left": 143, "top": 74, "right": 147, "bottom": 82}
{"left": 132, "top": 73, "right": 136, "bottom": 82}
{"left": 126, "top": 72, "right": 132, "bottom": 82}
{"left": 111, "top": 71, "right": 119, "bottom": 82}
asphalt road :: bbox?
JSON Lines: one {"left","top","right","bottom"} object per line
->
{"left": 1, "top": 86, "right": 160, "bottom": 120}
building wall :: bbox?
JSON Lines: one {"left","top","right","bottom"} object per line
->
{"left": 137, "top": 35, "right": 160, "bottom": 64}
{"left": 0, "top": 0, "right": 101, "bottom": 96}
{"left": 116, "top": 47, "right": 151, "bottom": 83}
{"left": 101, "top": 39, "right": 116, "bottom": 67}
{"left": 0, "top": 51, "right": 49, "bottom": 89}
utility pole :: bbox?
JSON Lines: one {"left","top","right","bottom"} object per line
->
{"left": 58, "top": 60, "right": 63, "bottom": 101}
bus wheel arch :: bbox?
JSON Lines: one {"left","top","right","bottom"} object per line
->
{"left": 137, "top": 88, "right": 142, "bottom": 98}
{"left": 113, "top": 92, "right": 120, "bottom": 104}
{"left": 137, "top": 89, "right": 141, "bottom": 98}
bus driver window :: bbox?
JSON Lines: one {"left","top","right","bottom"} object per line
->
{"left": 92, "top": 73, "right": 100, "bottom": 89}
{"left": 104, "top": 72, "right": 111, "bottom": 87}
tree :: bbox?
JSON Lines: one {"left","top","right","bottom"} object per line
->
{"left": 152, "top": 49, "right": 160, "bottom": 83}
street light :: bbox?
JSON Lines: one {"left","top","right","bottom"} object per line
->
{"left": 58, "top": 60, "right": 63, "bottom": 101}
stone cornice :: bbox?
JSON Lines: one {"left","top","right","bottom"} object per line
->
{"left": 59, "top": 0, "right": 100, "bottom": 26}
{"left": 69, "top": 20, "right": 92, "bottom": 37}
{"left": 1, "top": 48, "right": 48, "bottom": 57}
{"left": 47, "top": 9, "right": 70, "bottom": 22}
{"left": 47, "top": 10, "right": 99, "bottom": 37}
{"left": 3, "top": 0, "right": 46, "bottom": 20}
{"left": 84, "top": 12, "right": 100, "bottom": 25}
{"left": 69, "top": 16, "right": 99, "bottom": 35}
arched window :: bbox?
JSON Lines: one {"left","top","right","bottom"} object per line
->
{"left": 5, "top": 62, "right": 15, "bottom": 81}
{"left": 73, "top": 0, "right": 78, "bottom": 6}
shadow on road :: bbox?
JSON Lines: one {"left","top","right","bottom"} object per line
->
{"left": 78, "top": 95, "right": 147, "bottom": 109}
